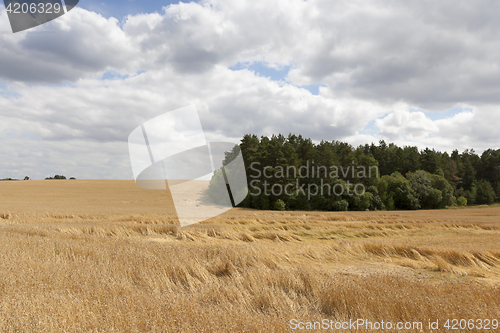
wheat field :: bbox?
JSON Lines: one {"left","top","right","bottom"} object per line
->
{"left": 0, "top": 180, "right": 499, "bottom": 332}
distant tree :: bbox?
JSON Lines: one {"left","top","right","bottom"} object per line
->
{"left": 70, "top": 177, "right": 76, "bottom": 180}
{"left": 460, "top": 149, "right": 479, "bottom": 191}
{"left": 347, "top": 190, "right": 372, "bottom": 211}
{"left": 24, "top": 176, "right": 30, "bottom": 180}
{"left": 381, "top": 172, "right": 419, "bottom": 210}
{"left": 430, "top": 172, "right": 455, "bottom": 208}
{"left": 204, "top": 169, "right": 231, "bottom": 206}
{"left": 366, "top": 186, "right": 383, "bottom": 211}
{"left": 332, "top": 199, "right": 349, "bottom": 211}
{"left": 464, "top": 184, "right": 477, "bottom": 205}
{"left": 407, "top": 170, "right": 441, "bottom": 209}
{"left": 479, "top": 149, "right": 500, "bottom": 197}
{"left": 448, "top": 159, "right": 462, "bottom": 190}
{"left": 457, "top": 196, "right": 467, "bottom": 206}
{"left": 476, "top": 179, "right": 496, "bottom": 205}
{"left": 260, "top": 192, "right": 271, "bottom": 210}
{"left": 401, "top": 146, "right": 421, "bottom": 174}
{"left": 420, "top": 148, "right": 441, "bottom": 175}
{"left": 273, "top": 199, "right": 286, "bottom": 211}
{"left": 45, "top": 175, "right": 67, "bottom": 180}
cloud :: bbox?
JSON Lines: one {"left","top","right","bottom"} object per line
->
{"left": 1, "top": 0, "right": 500, "bottom": 178}
{"left": 286, "top": 0, "right": 500, "bottom": 108}
{"left": 0, "top": 53, "right": 388, "bottom": 146}
{"left": 355, "top": 106, "right": 500, "bottom": 154}
{"left": 0, "top": 8, "right": 138, "bottom": 83}
{"left": 0, "top": 114, "right": 131, "bottom": 179}
{"left": 0, "top": 55, "right": 396, "bottom": 179}
{"left": 375, "top": 108, "right": 439, "bottom": 141}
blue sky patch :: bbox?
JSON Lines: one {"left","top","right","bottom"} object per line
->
{"left": 230, "top": 62, "right": 325, "bottom": 95}
{"left": 230, "top": 61, "right": 291, "bottom": 82}
{"left": 360, "top": 118, "right": 379, "bottom": 136}
{"left": 299, "top": 84, "right": 324, "bottom": 96}
{"left": 78, "top": 0, "right": 183, "bottom": 20}
{"left": 101, "top": 70, "right": 130, "bottom": 81}
{"left": 0, "top": 81, "right": 21, "bottom": 98}
{"left": 21, "top": 133, "right": 42, "bottom": 140}
{"left": 424, "top": 106, "right": 473, "bottom": 121}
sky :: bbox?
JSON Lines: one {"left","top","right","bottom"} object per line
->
{"left": 1, "top": 0, "right": 500, "bottom": 179}
{"left": 76, "top": 0, "right": 181, "bottom": 20}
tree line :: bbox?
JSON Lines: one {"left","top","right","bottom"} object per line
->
{"left": 206, "top": 134, "right": 500, "bottom": 211}
{"left": 1, "top": 175, "right": 77, "bottom": 180}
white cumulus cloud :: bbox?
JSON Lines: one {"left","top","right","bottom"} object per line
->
{"left": 1, "top": 0, "right": 500, "bottom": 179}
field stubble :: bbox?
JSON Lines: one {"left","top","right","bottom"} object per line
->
{"left": 1, "top": 180, "right": 500, "bottom": 332}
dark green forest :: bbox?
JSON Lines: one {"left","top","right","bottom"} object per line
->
{"left": 207, "top": 134, "right": 500, "bottom": 211}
